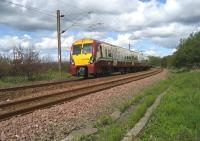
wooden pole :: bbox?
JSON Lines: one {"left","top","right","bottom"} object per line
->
{"left": 57, "top": 10, "right": 62, "bottom": 78}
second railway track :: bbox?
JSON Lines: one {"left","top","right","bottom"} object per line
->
{"left": 0, "top": 69, "right": 162, "bottom": 121}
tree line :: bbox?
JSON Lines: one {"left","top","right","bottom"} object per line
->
{"left": 0, "top": 46, "right": 69, "bottom": 81}
{"left": 148, "top": 31, "right": 200, "bottom": 70}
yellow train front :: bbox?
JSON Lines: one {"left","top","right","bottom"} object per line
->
{"left": 69, "top": 38, "right": 151, "bottom": 78}
{"left": 69, "top": 38, "right": 97, "bottom": 78}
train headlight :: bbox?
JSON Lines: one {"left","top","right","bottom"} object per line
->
{"left": 89, "top": 56, "right": 95, "bottom": 64}
{"left": 70, "top": 57, "right": 75, "bottom": 65}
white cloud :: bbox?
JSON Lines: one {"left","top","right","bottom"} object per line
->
{"left": 103, "top": 34, "right": 136, "bottom": 47}
{"left": 34, "top": 33, "right": 75, "bottom": 60}
{"left": 171, "top": 48, "right": 177, "bottom": 54}
{"left": 76, "top": 31, "right": 106, "bottom": 39}
{"left": 0, "top": 34, "right": 33, "bottom": 53}
{"left": 35, "top": 33, "right": 75, "bottom": 51}
{"left": 130, "top": 23, "right": 195, "bottom": 48}
{"left": 35, "top": 37, "right": 57, "bottom": 50}
{"left": 1, "top": 0, "right": 200, "bottom": 57}
{"left": 144, "top": 50, "right": 158, "bottom": 56}
{"left": 1, "top": 0, "right": 200, "bottom": 32}
{"left": 0, "top": 33, "right": 75, "bottom": 61}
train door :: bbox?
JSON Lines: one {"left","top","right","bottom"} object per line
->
{"left": 113, "top": 48, "right": 117, "bottom": 66}
{"left": 96, "top": 44, "right": 102, "bottom": 61}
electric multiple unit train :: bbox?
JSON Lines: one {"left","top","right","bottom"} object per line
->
{"left": 69, "top": 38, "right": 150, "bottom": 78}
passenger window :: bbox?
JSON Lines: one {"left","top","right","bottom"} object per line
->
{"left": 108, "top": 50, "right": 112, "bottom": 57}
{"left": 97, "top": 45, "right": 100, "bottom": 52}
{"left": 100, "top": 46, "right": 103, "bottom": 57}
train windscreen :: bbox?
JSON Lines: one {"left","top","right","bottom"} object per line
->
{"left": 82, "top": 44, "right": 92, "bottom": 54}
{"left": 72, "top": 45, "right": 81, "bottom": 55}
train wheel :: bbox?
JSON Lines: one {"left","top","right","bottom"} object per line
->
{"left": 93, "top": 73, "right": 99, "bottom": 78}
{"left": 76, "top": 69, "right": 80, "bottom": 77}
{"left": 83, "top": 68, "right": 88, "bottom": 79}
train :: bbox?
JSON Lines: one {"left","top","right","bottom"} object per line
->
{"left": 69, "top": 38, "right": 151, "bottom": 78}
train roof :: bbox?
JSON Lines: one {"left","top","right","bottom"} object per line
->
{"left": 72, "top": 38, "right": 94, "bottom": 45}
{"left": 72, "top": 38, "right": 148, "bottom": 56}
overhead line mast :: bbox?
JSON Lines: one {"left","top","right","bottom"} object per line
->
{"left": 56, "top": 10, "right": 64, "bottom": 79}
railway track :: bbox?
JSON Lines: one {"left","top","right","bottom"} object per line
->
{"left": 0, "top": 69, "right": 162, "bottom": 121}
{"left": 0, "top": 71, "right": 140, "bottom": 101}
{"left": 0, "top": 77, "right": 80, "bottom": 93}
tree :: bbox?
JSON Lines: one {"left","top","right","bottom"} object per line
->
{"left": 171, "top": 32, "right": 200, "bottom": 69}
{"left": 161, "top": 56, "right": 171, "bottom": 68}
{"left": 0, "top": 55, "right": 12, "bottom": 78}
{"left": 21, "top": 48, "right": 41, "bottom": 80}
{"left": 12, "top": 46, "right": 42, "bottom": 80}
{"left": 148, "top": 56, "right": 162, "bottom": 67}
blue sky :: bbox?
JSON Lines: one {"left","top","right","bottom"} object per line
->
{"left": 0, "top": 0, "right": 199, "bottom": 60}
{"left": 140, "top": 0, "right": 166, "bottom": 3}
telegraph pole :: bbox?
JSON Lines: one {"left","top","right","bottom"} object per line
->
{"left": 57, "top": 10, "right": 62, "bottom": 78}
{"left": 129, "top": 43, "right": 131, "bottom": 50}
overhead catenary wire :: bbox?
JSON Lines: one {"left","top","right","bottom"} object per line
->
{"left": 0, "top": 0, "right": 56, "bottom": 17}
{"left": 1, "top": 0, "right": 95, "bottom": 23}
{"left": 61, "top": 22, "right": 103, "bottom": 34}
{"left": 59, "top": 0, "right": 85, "bottom": 13}
{"left": 58, "top": 0, "right": 94, "bottom": 22}
{"left": 61, "top": 10, "right": 93, "bottom": 24}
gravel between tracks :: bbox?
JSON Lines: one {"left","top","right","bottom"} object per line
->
{"left": 0, "top": 70, "right": 168, "bottom": 141}
{"left": 0, "top": 72, "right": 139, "bottom": 101}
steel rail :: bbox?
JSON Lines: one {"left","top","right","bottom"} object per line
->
{"left": 0, "top": 77, "right": 80, "bottom": 93}
{"left": 0, "top": 69, "right": 162, "bottom": 121}
{"left": 0, "top": 71, "right": 145, "bottom": 93}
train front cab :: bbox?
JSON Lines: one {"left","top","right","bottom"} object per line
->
{"left": 69, "top": 39, "right": 97, "bottom": 78}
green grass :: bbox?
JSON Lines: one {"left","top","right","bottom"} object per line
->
{"left": 95, "top": 114, "right": 113, "bottom": 128}
{"left": 91, "top": 72, "right": 200, "bottom": 141}
{"left": 0, "top": 70, "right": 72, "bottom": 88}
{"left": 119, "top": 76, "right": 173, "bottom": 113}
{"left": 86, "top": 75, "right": 172, "bottom": 141}
{"left": 96, "top": 92, "right": 164, "bottom": 141}
{"left": 139, "top": 72, "right": 200, "bottom": 141}
{"left": 0, "top": 76, "right": 28, "bottom": 88}
{"left": 119, "top": 99, "right": 133, "bottom": 113}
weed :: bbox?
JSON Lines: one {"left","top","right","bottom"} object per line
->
{"left": 95, "top": 115, "right": 113, "bottom": 128}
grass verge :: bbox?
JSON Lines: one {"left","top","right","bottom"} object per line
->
{"left": 139, "top": 71, "right": 200, "bottom": 141}
{"left": 83, "top": 74, "right": 172, "bottom": 141}
{"left": 95, "top": 114, "right": 113, "bottom": 128}
{"left": 0, "top": 70, "right": 71, "bottom": 88}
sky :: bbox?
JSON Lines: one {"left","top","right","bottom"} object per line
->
{"left": 0, "top": 0, "right": 200, "bottom": 61}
